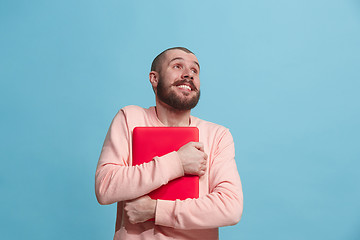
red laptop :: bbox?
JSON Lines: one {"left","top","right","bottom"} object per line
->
{"left": 132, "top": 127, "right": 199, "bottom": 201}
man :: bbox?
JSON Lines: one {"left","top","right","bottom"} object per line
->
{"left": 95, "top": 47, "right": 243, "bottom": 239}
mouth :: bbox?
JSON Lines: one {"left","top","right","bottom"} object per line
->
{"left": 177, "top": 84, "right": 192, "bottom": 91}
{"left": 173, "top": 80, "right": 197, "bottom": 92}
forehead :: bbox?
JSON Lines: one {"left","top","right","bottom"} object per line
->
{"left": 164, "top": 50, "right": 199, "bottom": 67}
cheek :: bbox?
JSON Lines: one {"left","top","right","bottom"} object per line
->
{"left": 163, "top": 72, "right": 178, "bottom": 83}
{"left": 194, "top": 78, "right": 201, "bottom": 89}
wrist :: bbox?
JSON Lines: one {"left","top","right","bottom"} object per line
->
{"left": 175, "top": 151, "right": 185, "bottom": 176}
{"left": 151, "top": 199, "right": 157, "bottom": 218}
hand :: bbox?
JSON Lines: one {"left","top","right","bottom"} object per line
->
{"left": 177, "top": 142, "right": 208, "bottom": 176}
{"left": 124, "top": 195, "right": 156, "bottom": 224}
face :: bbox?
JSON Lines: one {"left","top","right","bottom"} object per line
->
{"left": 153, "top": 49, "right": 201, "bottom": 111}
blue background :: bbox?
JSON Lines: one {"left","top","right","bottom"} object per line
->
{"left": 1, "top": 0, "right": 359, "bottom": 239}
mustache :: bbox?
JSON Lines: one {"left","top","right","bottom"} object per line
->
{"left": 173, "top": 79, "right": 198, "bottom": 91}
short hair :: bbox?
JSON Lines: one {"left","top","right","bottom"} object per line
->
{"left": 151, "top": 47, "right": 195, "bottom": 72}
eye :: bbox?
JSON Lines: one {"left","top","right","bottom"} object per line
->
{"left": 173, "top": 64, "right": 182, "bottom": 69}
{"left": 191, "top": 68, "right": 198, "bottom": 74}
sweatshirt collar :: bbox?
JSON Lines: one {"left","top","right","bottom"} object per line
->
{"left": 148, "top": 106, "right": 197, "bottom": 127}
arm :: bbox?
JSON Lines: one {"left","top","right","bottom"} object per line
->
{"left": 155, "top": 129, "right": 243, "bottom": 229}
{"left": 124, "top": 141, "right": 208, "bottom": 222}
{"left": 95, "top": 110, "right": 185, "bottom": 205}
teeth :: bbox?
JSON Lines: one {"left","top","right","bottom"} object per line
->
{"left": 178, "top": 85, "right": 191, "bottom": 91}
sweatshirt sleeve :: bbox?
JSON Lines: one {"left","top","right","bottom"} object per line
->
{"left": 95, "top": 110, "right": 184, "bottom": 205}
{"left": 154, "top": 129, "right": 243, "bottom": 229}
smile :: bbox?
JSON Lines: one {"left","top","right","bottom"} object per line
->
{"left": 177, "top": 85, "right": 192, "bottom": 91}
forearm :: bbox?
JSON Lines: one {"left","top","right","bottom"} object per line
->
{"left": 95, "top": 151, "right": 184, "bottom": 205}
{"left": 155, "top": 177, "right": 243, "bottom": 229}
{"left": 95, "top": 109, "right": 185, "bottom": 205}
{"left": 155, "top": 128, "right": 243, "bottom": 229}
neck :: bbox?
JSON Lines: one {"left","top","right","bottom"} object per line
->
{"left": 155, "top": 99, "right": 191, "bottom": 126}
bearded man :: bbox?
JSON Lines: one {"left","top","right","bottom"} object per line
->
{"left": 95, "top": 47, "right": 243, "bottom": 240}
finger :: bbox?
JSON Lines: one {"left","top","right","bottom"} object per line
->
{"left": 141, "top": 195, "right": 151, "bottom": 201}
{"left": 129, "top": 217, "right": 136, "bottom": 224}
{"left": 193, "top": 142, "right": 204, "bottom": 152}
{"left": 203, "top": 152, "right": 208, "bottom": 160}
{"left": 200, "top": 163, "right": 207, "bottom": 170}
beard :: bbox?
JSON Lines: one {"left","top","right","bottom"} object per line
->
{"left": 156, "top": 77, "right": 200, "bottom": 111}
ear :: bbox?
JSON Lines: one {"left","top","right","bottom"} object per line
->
{"left": 149, "top": 71, "right": 159, "bottom": 89}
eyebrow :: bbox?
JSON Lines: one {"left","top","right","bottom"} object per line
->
{"left": 169, "top": 57, "right": 200, "bottom": 70}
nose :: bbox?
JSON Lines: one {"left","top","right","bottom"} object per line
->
{"left": 182, "top": 68, "right": 194, "bottom": 80}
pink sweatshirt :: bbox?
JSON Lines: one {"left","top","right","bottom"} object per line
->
{"left": 95, "top": 106, "right": 243, "bottom": 240}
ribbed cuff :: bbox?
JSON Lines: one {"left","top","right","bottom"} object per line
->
{"left": 155, "top": 199, "right": 177, "bottom": 227}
